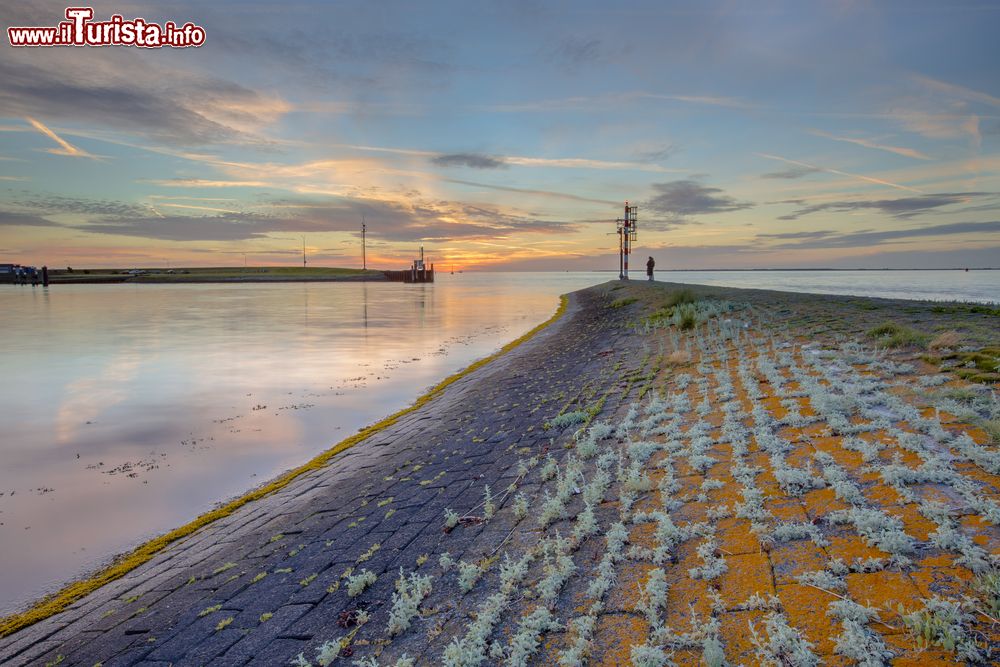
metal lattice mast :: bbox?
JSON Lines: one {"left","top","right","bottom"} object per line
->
{"left": 616, "top": 201, "right": 637, "bottom": 280}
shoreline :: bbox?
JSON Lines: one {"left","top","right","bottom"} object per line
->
{"left": 2, "top": 281, "right": 998, "bottom": 666}
{"left": 45, "top": 275, "right": 391, "bottom": 284}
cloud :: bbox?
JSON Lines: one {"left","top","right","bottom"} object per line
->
{"left": 549, "top": 36, "right": 605, "bottom": 69}
{"left": 911, "top": 74, "right": 1000, "bottom": 109}
{"left": 761, "top": 166, "right": 824, "bottom": 180}
{"left": 141, "top": 178, "right": 273, "bottom": 189}
{"left": 0, "top": 210, "right": 59, "bottom": 227}
{"left": 25, "top": 117, "right": 99, "bottom": 159}
{"left": 777, "top": 192, "right": 995, "bottom": 220}
{"left": 481, "top": 90, "right": 755, "bottom": 113}
{"left": 62, "top": 193, "right": 575, "bottom": 244}
{"left": 762, "top": 221, "right": 1000, "bottom": 249}
{"left": 644, "top": 180, "right": 753, "bottom": 219}
{"left": 430, "top": 153, "right": 508, "bottom": 169}
{"left": 0, "top": 57, "right": 289, "bottom": 146}
{"left": 343, "top": 143, "right": 678, "bottom": 173}
{"left": 756, "top": 153, "right": 923, "bottom": 193}
{"left": 444, "top": 178, "right": 617, "bottom": 205}
{"left": 809, "top": 129, "right": 931, "bottom": 160}
{"left": 757, "top": 230, "right": 837, "bottom": 240}
{"left": 10, "top": 193, "right": 150, "bottom": 218}
{"left": 634, "top": 144, "right": 676, "bottom": 163}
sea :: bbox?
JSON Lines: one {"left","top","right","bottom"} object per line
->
{"left": 0, "top": 269, "right": 996, "bottom": 613}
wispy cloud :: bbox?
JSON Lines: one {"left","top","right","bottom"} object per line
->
{"left": 0, "top": 210, "right": 59, "bottom": 227}
{"left": 141, "top": 178, "right": 273, "bottom": 188}
{"left": 479, "top": 91, "right": 755, "bottom": 113}
{"left": 340, "top": 143, "right": 679, "bottom": 173}
{"left": 1, "top": 58, "right": 289, "bottom": 147}
{"left": 443, "top": 178, "right": 617, "bottom": 205}
{"left": 25, "top": 117, "right": 99, "bottom": 159}
{"left": 912, "top": 74, "right": 1000, "bottom": 109}
{"left": 756, "top": 153, "right": 924, "bottom": 193}
{"left": 431, "top": 153, "right": 508, "bottom": 169}
{"left": 809, "top": 129, "right": 931, "bottom": 160}
{"left": 760, "top": 220, "right": 1000, "bottom": 249}
{"left": 158, "top": 203, "right": 240, "bottom": 214}
{"left": 644, "top": 179, "right": 753, "bottom": 220}
{"left": 761, "top": 165, "right": 824, "bottom": 180}
{"left": 777, "top": 192, "right": 995, "bottom": 220}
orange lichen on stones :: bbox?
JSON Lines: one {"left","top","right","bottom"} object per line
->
{"left": 864, "top": 484, "right": 906, "bottom": 509}
{"left": 718, "top": 552, "right": 775, "bottom": 607}
{"left": 662, "top": 576, "right": 714, "bottom": 634}
{"left": 592, "top": 613, "right": 649, "bottom": 667}
{"left": 720, "top": 610, "right": 766, "bottom": 664}
{"left": 716, "top": 517, "right": 760, "bottom": 556}
{"left": 845, "top": 571, "right": 920, "bottom": 631}
{"left": 764, "top": 499, "right": 810, "bottom": 524}
{"left": 887, "top": 446, "right": 924, "bottom": 469}
{"left": 882, "top": 632, "right": 957, "bottom": 665}
{"left": 894, "top": 503, "right": 938, "bottom": 543}
{"left": 775, "top": 582, "right": 840, "bottom": 656}
{"left": 959, "top": 514, "right": 998, "bottom": 548}
{"left": 826, "top": 533, "right": 890, "bottom": 563}
{"left": 801, "top": 487, "right": 852, "bottom": 520}
{"left": 769, "top": 540, "right": 829, "bottom": 585}
{"left": 910, "top": 554, "right": 973, "bottom": 598}
{"left": 761, "top": 396, "right": 787, "bottom": 421}
{"left": 811, "top": 436, "right": 866, "bottom": 469}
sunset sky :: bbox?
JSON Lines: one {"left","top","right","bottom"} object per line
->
{"left": 1, "top": 0, "right": 999, "bottom": 270}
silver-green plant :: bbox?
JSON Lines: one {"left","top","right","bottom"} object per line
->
{"left": 386, "top": 568, "right": 433, "bottom": 636}
{"left": 346, "top": 569, "right": 377, "bottom": 597}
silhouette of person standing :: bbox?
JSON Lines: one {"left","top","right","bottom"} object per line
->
{"left": 646, "top": 256, "right": 655, "bottom": 281}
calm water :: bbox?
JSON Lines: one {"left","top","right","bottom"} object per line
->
{"left": 0, "top": 269, "right": 995, "bottom": 613}
{"left": 0, "top": 273, "right": 599, "bottom": 613}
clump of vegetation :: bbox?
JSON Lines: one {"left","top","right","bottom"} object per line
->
{"left": 636, "top": 568, "right": 669, "bottom": 626}
{"left": 630, "top": 644, "right": 672, "bottom": 667}
{"left": 866, "top": 321, "right": 930, "bottom": 348}
{"left": 973, "top": 568, "right": 1000, "bottom": 616}
{"left": 386, "top": 568, "right": 433, "bottom": 636}
{"left": 610, "top": 296, "right": 639, "bottom": 309}
{"left": 546, "top": 410, "right": 588, "bottom": 430}
{"left": 663, "top": 288, "right": 696, "bottom": 308}
{"left": 899, "top": 597, "right": 984, "bottom": 661}
{"left": 750, "top": 611, "right": 820, "bottom": 666}
{"left": 928, "top": 330, "right": 962, "bottom": 350}
{"left": 457, "top": 560, "right": 486, "bottom": 592}
{"left": 346, "top": 569, "right": 377, "bottom": 597}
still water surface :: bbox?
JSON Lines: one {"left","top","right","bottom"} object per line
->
{"left": 0, "top": 269, "right": 995, "bottom": 613}
{"left": 0, "top": 273, "right": 598, "bottom": 613}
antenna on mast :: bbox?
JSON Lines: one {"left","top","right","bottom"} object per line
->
{"left": 362, "top": 214, "right": 367, "bottom": 270}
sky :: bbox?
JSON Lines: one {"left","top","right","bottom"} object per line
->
{"left": 1, "top": 0, "right": 999, "bottom": 270}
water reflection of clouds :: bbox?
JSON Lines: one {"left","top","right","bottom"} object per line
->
{"left": 55, "top": 349, "right": 143, "bottom": 445}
